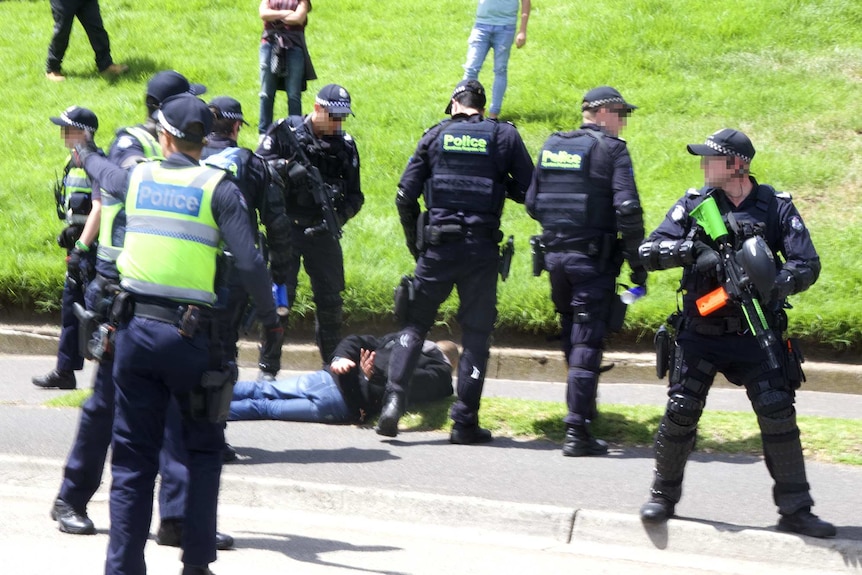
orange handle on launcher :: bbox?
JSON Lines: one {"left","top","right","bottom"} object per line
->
{"left": 696, "top": 286, "right": 728, "bottom": 316}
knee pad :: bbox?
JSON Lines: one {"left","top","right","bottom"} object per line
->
{"left": 570, "top": 345, "right": 602, "bottom": 373}
{"left": 751, "top": 383, "right": 795, "bottom": 419}
{"left": 666, "top": 393, "right": 704, "bottom": 428}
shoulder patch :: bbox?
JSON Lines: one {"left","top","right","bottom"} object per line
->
{"left": 671, "top": 203, "right": 686, "bottom": 222}
{"left": 684, "top": 187, "right": 701, "bottom": 197}
{"left": 789, "top": 215, "right": 804, "bottom": 232}
{"left": 343, "top": 133, "right": 354, "bottom": 142}
{"left": 116, "top": 135, "right": 135, "bottom": 150}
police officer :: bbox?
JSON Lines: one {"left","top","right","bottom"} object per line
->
{"left": 202, "top": 96, "right": 290, "bottom": 376}
{"left": 257, "top": 83, "right": 363, "bottom": 364}
{"left": 109, "top": 70, "right": 207, "bottom": 169}
{"left": 32, "top": 106, "right": 100, "bottom": 390}
{"left": 526, "top": 86, "right": 647, "bottom": 456}
{"left": 48, "top": 100, "right": 235, "bottom": 549}
{"left": 376, "top": 79, "right": 534, "bottom": 442}
{"left": 74, "top": 93, "right": 282, "bottom": 575}
{"left": 636, "top": 128, "right": 835, "bottom": 538}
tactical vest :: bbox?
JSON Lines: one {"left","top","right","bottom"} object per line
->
{"left": 62, "top": 160, "right": 93, "bottom": 225}
{"left": 202, "top": 146, "right": 257, "bottom": 231}
{"left": 425, "top": 119, "right": 503, "bottom": 216}
{"left": 532, "top": 131, "right": 613, "bottom": 234}
{"left": 118, "top": 163, "right": 224, "bottom": 305}
{"left": 123, "top": 126, "right": 164, "bottom": 161}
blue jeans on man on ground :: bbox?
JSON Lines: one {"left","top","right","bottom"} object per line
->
{"left": 229, "top": 372, "right": 350, "bottom": 423}
{"left": 259, "top": 41, "right": 305, "bottom": 134}
{"left": 462, "top": 23, "right": 516, "bottom": 116}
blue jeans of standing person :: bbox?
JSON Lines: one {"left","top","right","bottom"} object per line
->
{"left": 229, "top": 372, "right": 350, "bottom": 423}
{"left": 259, "top": 41, "right": 305, "bottom": 134}
{"left": 462, "top": 23, "right": 516, "bottom": 116}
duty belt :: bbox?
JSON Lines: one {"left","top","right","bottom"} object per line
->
{"left": 542, "top": 238, "right": 601, "bottom": 256}
{"left": 424, "top": 225, "right": 502, "bottom": 245}
{"left": 682, "top": 316, "right": 745, "bottom": 336}
{"left": 290, "top": 215, "right": 323, "bottom": 228}
{"left": 134, "top": 302, "right": 211, "bottom": 325}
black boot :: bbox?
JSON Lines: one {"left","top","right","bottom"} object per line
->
{"left": 32, "top": 369, "right": 76, "bottom": 390}
{"left": 562, "top": 424, "right": 608, "bottom": 457}
{"left": 51, "top": 498, "right": 95, "bottom": 534}
{"left": 640, "top": 496, "right": 675, "bottom": 523}
{"left": 375, "top": 393, "right": 404, "bottom": 437}
{"left": 181, "top": 565, "right": 215, "bottom": 575}
{"left": 449, "top": 423, "right": 493, "bottom": 445}
{"left": 777, "top": 507, "right": 836, "bottom": 538}
{"left": 156, "top": 518, "right": 235, "bottom": 550}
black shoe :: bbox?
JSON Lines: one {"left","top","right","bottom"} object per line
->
{"left": 156, "top": 519, "right": 235, "bottom": 550}
{"left": 449, "top": 424, "right": 493, "bottom": 445}
{"left": 777, "top": 507, "right": 836, "bottom": 538}
{"left": 222, "top": 443, "right": 238, "bottom": 463}
{"left": 181, "top": 566, "right": 215, "bottom": 575}
{"left": 640, "top": 496, "right": 675, "bottom": 523}
{"left": 32, "top": 369, "right": 76, "bottom": 390}
{"left": 51, "top": 498, "right": 95, "bottom": 535}
{"left": 562, "top": 425, "right": 608, "bottom": 457}
{"left": 375, "top": 393, "right": 403, "bottom": 438}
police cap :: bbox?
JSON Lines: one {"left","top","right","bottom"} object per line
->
{"left": 687, "top": 128, "right": 755, "bottom": 163}
{"left": 445, "top": 79, "right": 486, "bottom": 114}
{"left": 50, "top": 106, "right": 98, "bottom": 132}
{"left": 582, "top": 86, "right": 637, "bottom": 112}
{"left": 208, "top": 96, "right": 249, "bottom": 126}
{"left": 315, "top": 84, "right": 353, "bottom": 118}
{"left": 146, "top": 70, "right": 207, "bottom": 107}
{"left": 157, "top": 94, "right": 213, "bottom": 144}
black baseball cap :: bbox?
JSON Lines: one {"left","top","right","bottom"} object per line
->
{"left": 156, "top": 94, "right": 213, "bottom": 144}
{"left": 146, "top": 70, "right": 207, "bottom": 106}
{"left": 445, "top": 79, "right": 486, "bottom": 114}
{"left": 315, "top": 84, "right": 353, "bottom": 118}
{"left": 208, "top": 96, "right": 249, "bottom": 126}
{"left": 50, "top": 106, "right": 99, "bottom": 132}
{"left": 687, "top": 128, "right": 756, "bottom": 163}
{"left": 581, "top": 86, "right": 637, "bottom": 112}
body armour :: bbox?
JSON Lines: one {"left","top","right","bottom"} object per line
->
{"left": 425, "top": 119, "right": 504, "bottom": 219}
{"left": 532, "top": 131, "right": 614, "bottom": 235}
{"left": 118, "top": 163, "right": 225, "bottom": 305}
{"left": 202, "top": 146, "right": 258, "bottom": 232}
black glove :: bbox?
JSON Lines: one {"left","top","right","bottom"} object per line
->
{"left": 268, "top": 247, "right": 292, "bottom": 285}
{"left": 57, "top": 226, "right": 82, "bottom": 250}
{"left": 771, "top": 269, "right": 796, "bottom": 302}
{"left": 693, "top": 241, "right": 721, "bottom": 277}
{"left": 66, "top": 248, "right": 85, "bottom": 285}
{"left": 629, "top": 266, "right": 648, "bottom": 287}
{"left": 73, "top": 140, "right": 98, "bottom": 165}
{"left": 258, "top": 323, "right": 285, "bottom": 376}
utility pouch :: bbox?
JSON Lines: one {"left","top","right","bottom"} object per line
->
{"left": 109, "top": 291, "right": 134, "bottom": 324}
{"left": 668, "top": 341, "right": 683, "bottom": 386}
{"left": 654, "top": 325, "right": 670, "bottom": 379}
{"left": 190, "top": 363, "right": 238, "bottom": 423}
{"left": 606, "top": 290, "right": 628, "bottom": 333}
{"left": 178, "top": 306, "right": 201, "bottom": 339}
{"left": 393, "top": 275, "right": 415, "bottom": 324}
{"left": 784, "top": 337, "right": 806, "bottom": 390}
{"left": 73, "top": 302, "right": 99, "bottom": 361}
{"left": 529, "top": 235, "right": 545, "bottom": 276}
{"left": 498, "top": 235, "right": 514, "bottom": 281}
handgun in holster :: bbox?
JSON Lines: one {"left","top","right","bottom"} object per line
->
{"left": 393, "top": 275, "right": 415, "bottom": 325}
{"left": 529, "top": 235, "right": 545, "bottom": 277}
{"left": 190, "top": 363, "right": 238, "bottom": 423}
{"left": 654, "top": 325, "right": 671, "bottom": 379}
{"left": 498, "top": 235, "right": 514, "bottom": 281}
{"left": 415, "top": 211, "right": 429, "bottom": 253}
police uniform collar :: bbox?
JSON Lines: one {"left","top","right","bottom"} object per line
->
{"left": 162, "top": 152, "right": 200, "bottom": 167}
{"left": 207, "top": 133, "right": 237, "bottom": 148}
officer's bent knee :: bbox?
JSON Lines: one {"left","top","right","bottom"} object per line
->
{"left": 666, "top": 392, "right": 703, "bottom": 427}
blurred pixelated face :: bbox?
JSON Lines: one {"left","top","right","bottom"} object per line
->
{"left": 596, "top": 106, "right": 630, "bottom": 137}
{"left": 312, "top": 103, "right": 346, "bottom": 136}
{"left": 61, "top": 126, "right": 88, "bottom": 149}
{"left": 700, "top": 155, "right": 736, "bottom": 188}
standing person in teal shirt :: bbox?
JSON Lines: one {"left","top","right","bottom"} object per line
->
{"left": 461, "top": 0, "right": 531, "bottom": 119}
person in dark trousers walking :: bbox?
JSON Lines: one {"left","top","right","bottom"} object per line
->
{"left": 45, "top": 0, "right": 127, "bottom": 81}
{"left": 637, "top": 128, "right": 835, "bottom": 538}
{"left": 376, "top": 79, "right": 534, "bottom": 443}
{"left": 526, "top": 86, "right": 647, "bottom": 457}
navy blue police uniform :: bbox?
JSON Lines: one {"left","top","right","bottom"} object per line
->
{"left": 526, "top": 86, "right": 646, "bottom": 456}
{"left": 377, "top": 80, "right": 534, "bottom": 442}
{"left": 201, "top": 97, "right": 290, "bottom": 372}
{"left": 637, "top": 128, "right": 834, "bottom": 537}
{"left": 79, "top": 93, "right": 279, "bottom": 575}
{"left": 257, "top": 85, "right": 363, "bottom": 363}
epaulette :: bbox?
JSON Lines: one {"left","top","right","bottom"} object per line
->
{"left": 343, "top": 132, "right": 354, "bottom": 142}
{"left": 775, "top": 190, "right": 793, "bottom": 201}
{"left": 685, "top": 187, "right": 702, "bottom": 197}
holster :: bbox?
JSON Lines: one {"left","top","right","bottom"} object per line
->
{"left": 190, "top": 362, "right": 238, "bottom": 423}
{"left": 415, "top": 211, "right": 429, "bottom": 253}
{"left": 784, "top": 337, "right": 806, "bottom": 390}
{"left": 654, "top": 325, "right": 670, "bottom": 379}
{"left": 109, "top": 291, "right": 134, "bottom": 324}
{"left": 529, "top": 235, "right": 545, "bottom": 277}
{"left": 72, "top": 302, "right": 99, "bottom": 361}
{"left": 393, "top": 275, "right": 415, "bottom": 325}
